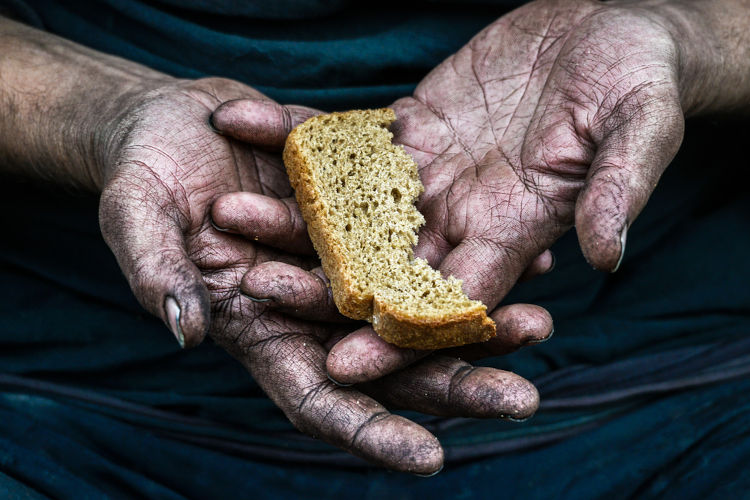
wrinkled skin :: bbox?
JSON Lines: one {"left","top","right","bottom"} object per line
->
{"left": 331, "top": 0, "right": 689, "bottom": 378}
{"left": 98, "top": 77, "right": 541, "bottom": 475}
{"left": 395, "top": 0, "right": 684, "bottom": 289}
{"left": 212, "top": 0, "right": 687, "bottom": 382}
{"left": 350, "top": 0, "right": 687, "bottom": 376}
{"left": 212, "top": 101, "right": 555, "bottom": 384}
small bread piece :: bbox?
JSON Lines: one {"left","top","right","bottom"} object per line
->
{"left": 283, "top": 108, "right": 496, "bottom": 349}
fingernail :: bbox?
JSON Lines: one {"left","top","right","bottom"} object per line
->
{"left": 525, "top": 327, "right": 554, "bottom": 345}
{"left": 547, "top": 251, "right": 556, "bottom": 273}
{"left": 326, "top": 372, "right": 353, "bottom": 387}
{"left": 413, "top": 465, "right": 443, "bottom": 478}
{"left": 207, "top": 113, "right": 224, "bottom": 135}
{"left": 500, "top": 414, "right": 532, "bottom": 423}
{"left": 240, "top": 291, "right": 272, "bottom": 303}
{"left": 612, "top": 225, "right": 627, "bottom": 273}
{"left": 164, "top": 296, "right": 185, "bottom": 348}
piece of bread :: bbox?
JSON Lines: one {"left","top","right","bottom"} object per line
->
{"left": 283, "top": 108, "right": 496, "bottom": 349}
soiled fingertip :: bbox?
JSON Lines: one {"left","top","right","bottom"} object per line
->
{"left": 444, "top": 365, "right": 540, "bottom": 419}
{"left": 534, "top": 249, "right": 555, "bottom": 274}
{"left": 519, "top": 250, "right": 555, "bottom": 281}
{"left": 212, "top": 191, "right": 289, "bottom": 237}
{"left": 575, "top": 172, "right": 631, "bottom": 273}
{"left": 353, "top": 414, "right": 444, "bottom": 475}
{"left": 162, "top": 282, "right": 210, "bottom": 349}
{"left": 241, "top": 262, "right": 345, "bottom": 322}
{"left": 128, "top": 246, "right": 209, "bottom": 350}
{"left": 507, "top": 378, "right": 540, "bottom": 420}
{"left": 325, "top": 346, "right": 361, "bottom": 385}
{"left": 578, "top": 222, "right": 627, "bottom": 272}
{"left": 492, "top": 303, "right": 553, "bottom": 347}
{"left": 449, "top": 368, "right": 539, "bottom": 421}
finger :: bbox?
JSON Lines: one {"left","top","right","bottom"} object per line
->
{"left": 218, "top": 308, "right": 443, "bottom": 475}
{"left": 210, "top": 99, "right": 321, "bottom": 149}
{"left": 326, "top": 304, "right": 551, "bottom": 384}
{"left": 575, "top": 98, "right": 684, "bottom": 271}
{"left": 240, "top": 262, "right": 348, "bottom": 322}
{"left": 99, "top": 176, "right": 210, "bottom": 348}
{"left": 362, "top": 355, "right": 539, "bottom": 421}
{"left": 415, "top": 206, "right": 555, "bottom": 295}
{"left": 434, "top": 150, "right": 555, "bottom": 310}
{"left": 519, "top": 250, "right": 555, "bottom": 281}
{"left": 519, "top": 47, "right": 685, "bottom": 273}
{"left": 447, "top": 303, "right": 553, "bottom": 361}
{"left": 211, "top": 192, "right": 315, "bottom": 255}
{"left": 326, "top": 326, "right": 431, "bottom": 385}
{"left": 438, "top": 235, "right": 532, "bottom": 311}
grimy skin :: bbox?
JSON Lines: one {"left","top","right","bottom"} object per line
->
{"left": 214, "top": 0, "right": 750, "bottom": 384}
{"left": 0, "top": 14, "right": 552, "bottom": 475}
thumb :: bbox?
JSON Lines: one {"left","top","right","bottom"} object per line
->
{"left": 209, "top": 99, "right": 322, "bottom": 149}
{"left": 438, "top": 236, "right": 532, "bottom": 310}
{"left": 99, "top": 174, "right": 210, "bottom": 348}
{"left": 576, "top": 98, "right": 684, "bottom": 271}
{"left": 430, "top": 150, "right": 553, "bottom": 310}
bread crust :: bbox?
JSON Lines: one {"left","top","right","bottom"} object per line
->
{"left": 373, "top": 297, "right": 496, "bottom": 349}
{"left": 284, "top": 124, "right": 372, "bottom": 320}
{"left": 283, "top": 108, "right": 497, "bottom": 348}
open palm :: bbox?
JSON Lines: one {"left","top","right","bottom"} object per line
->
{"left": 391, "top": 0, "right": 684, "bottom": 311}
{"left": 320, "top": 0, "right": 686, "bottom": 379}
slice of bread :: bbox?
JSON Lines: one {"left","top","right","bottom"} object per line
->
{"left": 283, "top": 108, "right": 496, "bottom": 349}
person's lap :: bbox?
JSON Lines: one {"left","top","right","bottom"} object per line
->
{"left": 1, "top": 361, "right": 748, "bottom": 499}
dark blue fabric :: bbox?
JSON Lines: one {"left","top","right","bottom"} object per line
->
{"left": 1, "top": 0, "right": 749, "bottom": 497}
{"left": 8, "top": 0, "right": 519, "bottom": 109}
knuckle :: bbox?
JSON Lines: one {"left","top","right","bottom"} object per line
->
{"left": 280, "top": 105, "right": 293, "bottom": 135}
{"left": 447, "top": 364, "right": 474, "bottom": 405}
{"left": 347, "top": 411, "right": 390, "bottom": 450}
{"left": 288, "top": 381, "right": 339, "bottom": 436}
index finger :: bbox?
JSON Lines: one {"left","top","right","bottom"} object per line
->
{"left": 210, "top": 99, "right": 322, "bottom": 150}
{"left": 326, "top": 303, "right": 553, "bottom": 384}
{"left": 214, "top": 302, "right": 443, "bottom": 475}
